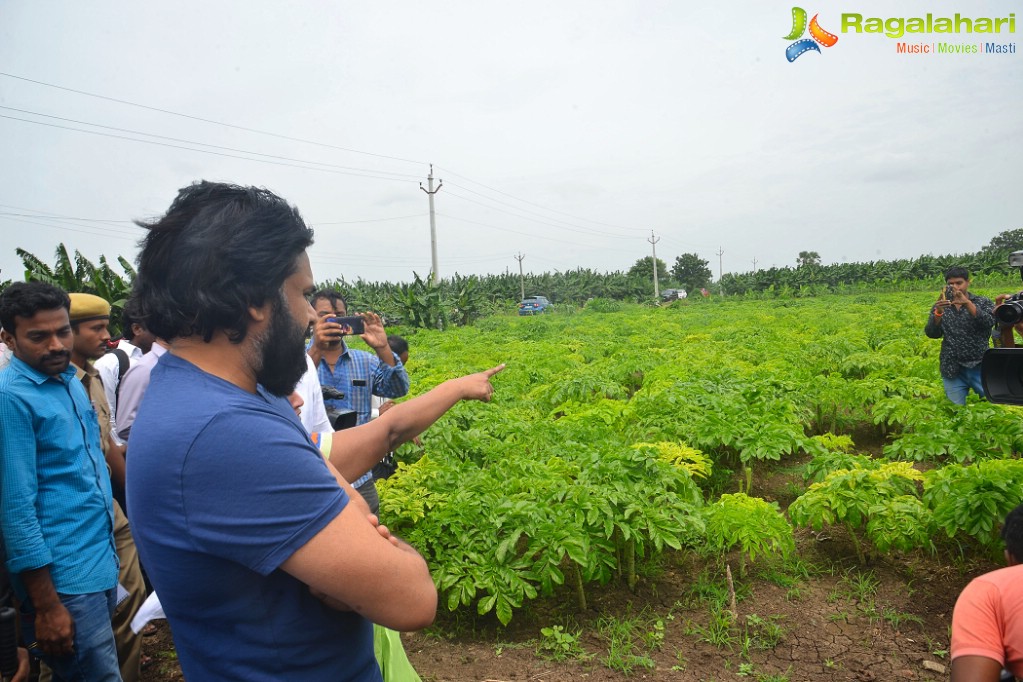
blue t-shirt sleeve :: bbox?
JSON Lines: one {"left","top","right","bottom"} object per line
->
{"left": 180, "top": 408, "right": 349, "bottom": 576}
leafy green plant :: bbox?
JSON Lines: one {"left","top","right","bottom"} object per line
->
{"left": 701, "top": 494, "right": 795, "bottom": 575}
{"left": 585, "top": 297, "right": 623, "bottom": 313}
{"left": 789, "top": 463, "right": 931, "bottom": 561}
{"left": 924, "top": 459, "right": 1023, "bottom": 552}
{"left": 536, "top": 625, "right": 589, "bottom": 661}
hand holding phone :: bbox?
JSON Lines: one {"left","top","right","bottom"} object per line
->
{"left": 327, "top": 316, "right": 366, "bottom": 336}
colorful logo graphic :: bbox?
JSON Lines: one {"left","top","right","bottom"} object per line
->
{"left": 784, "top": 7, "right": 839, "bottom": 62}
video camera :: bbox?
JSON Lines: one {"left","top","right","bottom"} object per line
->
{"left": 982, "top": 251, "right": 1023, "bottom": 405}
{"left": 320, "top": 386, "right": 358, "bottom": 430}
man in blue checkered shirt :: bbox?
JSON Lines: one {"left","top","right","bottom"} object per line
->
{"left": 307, "top": 289, "right": 409, "bottom": 513}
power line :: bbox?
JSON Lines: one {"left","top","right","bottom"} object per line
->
{"left": 435, "top": 212, "right": 582, "bottom": 247}
{"left": 313, "top": 214, "right": 426, "bottom": 225}
{"left": 0, "top": 204, "right": 425, "bottom": 228}
{"left": 444, "top": 180, "right": 637, "bottom": 239}
{"left": 0, "top": 114, "right": 419, "bottom": 183}
{"left": 435, "top": 165, "right": 648, "bottom": 234}
{"left": 0, "top": 71, "right": 426, "bottom": 165}
{"left": 0, "top": 106, "right": 422, "bottom": 180}
{"left": 442, "top": 190, "right": 636, "bottom": 241}
{"left": 0, "top": 215, "right": 141, "bottom": 244}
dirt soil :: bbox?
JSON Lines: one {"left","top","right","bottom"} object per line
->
{"left": 140, "top": 463, "right": 992, "bottom": 681}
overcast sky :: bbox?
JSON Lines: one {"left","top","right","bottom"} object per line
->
{"left": 1, "top": 0, "right": 1019, "bottom": 285}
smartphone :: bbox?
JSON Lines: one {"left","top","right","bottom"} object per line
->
{"left": 327, "top": 315, "right": 365, "bottom": 335}
{"left": 945, "top": 284, "right": 956, "bottom": 302}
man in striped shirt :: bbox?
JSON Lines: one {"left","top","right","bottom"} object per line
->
{"left": 307, "top": 289, "right": 409, "bottom": 513}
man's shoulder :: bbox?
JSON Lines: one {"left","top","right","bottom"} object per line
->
{"left": 969, "top": 564, "right": 1023, "bottom": 593}
{"left": 0, "top": 362, "right": 43, "bottom": 397}
{"left": 969, "top": 293, "right": 995, "bottom": 306}
{"left": 93, "top": 351, "right": 120, "bottom": 371}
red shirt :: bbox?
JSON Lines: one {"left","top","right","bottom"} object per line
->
{"left": 951, "top": 564, "right": 1023, "bottom": 676}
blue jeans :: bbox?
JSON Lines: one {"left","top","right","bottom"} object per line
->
{"left": 942, "top": 365, "right": 985, "bottom": 405}
{"left": 22, "top": 588, "right": 122, "bottom": 682}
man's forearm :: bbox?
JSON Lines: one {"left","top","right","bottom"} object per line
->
{"left": 20, "top": 566, "right": 61, "bottom": 612}
{"left": 373, "top": 345, "right": 396, "bottom": 367}
{"left": 105, "top": 440, "right": 127, "bottom": 490}
{"left": 378, "top": 378, "right": 466, "bottom": 450}
{"left": 328, "top": 378, "right": 466, "bottom": 480}
{"left": 307, "top": 344, "right": 324, "bottom": 367}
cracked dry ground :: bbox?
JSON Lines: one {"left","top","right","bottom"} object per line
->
{"left": 142, "top": 527, "right": 984, "bottom": 681}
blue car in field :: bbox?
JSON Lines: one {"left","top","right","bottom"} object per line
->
{"left": 518, "top": 295, "right": 551, "bottom": 315}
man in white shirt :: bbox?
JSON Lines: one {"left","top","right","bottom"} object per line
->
{"left": 94, "top": 298, "right": 156, "bottom": 442}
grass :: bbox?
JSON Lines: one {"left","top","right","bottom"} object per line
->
{"left": 685, "top": 606, "right": 737, "bottom": 650}
{"left": 595, "top": 610, "right": 658, "bottom": 674}
{"left": 881, "top": 606, "right": 924, "bottom": 630}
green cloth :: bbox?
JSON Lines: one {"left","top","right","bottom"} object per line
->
{"left": 373, "top": 624, "right": 422, "bottom": 682}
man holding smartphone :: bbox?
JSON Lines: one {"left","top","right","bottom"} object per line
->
{"left": 925, "top": 266, "right": 995, "bottom": 404}
{"left": 307, "top": 290, "right": 410, "bottom": 513}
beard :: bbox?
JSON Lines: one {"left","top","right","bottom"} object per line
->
{"left": 254, "top": 294, "right": 310, "bottom": 397}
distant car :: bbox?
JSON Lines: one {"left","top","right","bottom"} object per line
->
{"left": 518, "top": 295, "right": 551, "bottom": 315}
{"left": 661, "top": 288, "right": 688, "bottom": 302}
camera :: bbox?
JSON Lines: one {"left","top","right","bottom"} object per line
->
{"left": 994, "top": 292, "right": 1023, "bottom": 326}
{"left": 320, "top": 386, "right": 358, "bottom": 430}
{"left": 982, "top": 250, "right": 1023, "bottom": 404}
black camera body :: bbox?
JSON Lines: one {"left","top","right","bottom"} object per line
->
{"left": 320, "top": 386, "right": 358, "bottom": 430}
{"left": 994, "top": 292, "right": 1023, "bottom": 326}
{"left": 982, "top": 251, "right": 1023, "bottom": 404}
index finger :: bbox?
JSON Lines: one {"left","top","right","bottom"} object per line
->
{"left": 483, "top": 363, "right": 506, "bottom": 378}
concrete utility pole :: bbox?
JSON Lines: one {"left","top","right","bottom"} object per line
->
{"left": 716, "top": 246, "right": 724, "bottom": 282}
{"left": 514, "top": 253, "right": 526, "bottom": 300}
{"left": 420, "top": 164, "right": 443, "bottom": 284}
{"left": 648, "top": 231, "right": 660, "bottom": 299}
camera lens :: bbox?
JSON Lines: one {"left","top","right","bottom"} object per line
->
{"left": 995, "top": 301, "right": 1023, "bottom": 325}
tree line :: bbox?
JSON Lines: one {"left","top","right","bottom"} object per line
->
{"left": 3, "top": 229, "right": 1020, "bottom": 330}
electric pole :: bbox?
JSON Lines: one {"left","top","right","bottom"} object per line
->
{"left": 514, "top": 253, "right": 526, "bottom": 300}
{"left": 420, "top": 164, "right": 443, "bottom": 284}
{"left": 648, "top": 231, "right": 660, "bottom": 299}
{"left": 716, "top": 246, "right": 724, "bottom": 282}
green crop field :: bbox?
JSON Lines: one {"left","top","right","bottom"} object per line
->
{"left": 375, "top": 289, "right": 1023, "bottom": 625}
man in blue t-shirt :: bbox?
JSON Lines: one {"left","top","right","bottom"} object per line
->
{"left": 126, "top": 182, "right": 437, "bottom": 681}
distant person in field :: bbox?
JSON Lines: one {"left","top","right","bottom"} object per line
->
{"left": 924, "top": 266, "right": 995, "bottom": 404}
{"left": 950, "top": 502, "right": 1023, "bottom": 681}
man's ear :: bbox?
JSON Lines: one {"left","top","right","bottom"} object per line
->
{"left": 248, "top": 304, "right": 269, "bottom": 324}
{"left": 0, "top": 328, "right": 14, "bottom": 349}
